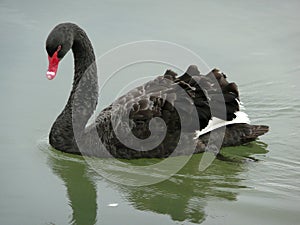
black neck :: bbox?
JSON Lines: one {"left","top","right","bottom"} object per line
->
{"left": 49, "top": 25, "right": 98, "bottom": 153}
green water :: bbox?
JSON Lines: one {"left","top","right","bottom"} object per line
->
{"left": 1, "top": 0, "right": 300, "bottom": 224}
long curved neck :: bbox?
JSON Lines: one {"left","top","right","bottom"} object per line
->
{"left": 50, "top": 25, "right": 98, "bottom": 153}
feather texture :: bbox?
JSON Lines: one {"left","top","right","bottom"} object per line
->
{"left": 46, "top": 23, "right": 269, "bottom": 158}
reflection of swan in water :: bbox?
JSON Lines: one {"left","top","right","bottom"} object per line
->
{"left": 116, "top": 141, "right": 268, "bottom": 223}
{"left": 42, "top": 140, "right": 268, "bottom": 224}
{"left": 44, "top": 146, "right": 97, "bottom": 225}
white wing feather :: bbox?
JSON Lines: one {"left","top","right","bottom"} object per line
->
{"left": 194, "top": 111, "right": 250, "bottom": 139}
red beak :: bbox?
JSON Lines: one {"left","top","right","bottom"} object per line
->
{"left": 46, "top": 46, "right": 61, "bottom": 80}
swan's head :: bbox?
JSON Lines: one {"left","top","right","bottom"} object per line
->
{"left": 45, "top": 23, "right": 74, "bottom": 80}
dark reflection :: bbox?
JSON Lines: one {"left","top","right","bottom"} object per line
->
{"left": 47, "top": 150, "right": 97, "bottom": 225}
{"left": 45, "top": 141, "right": 268, "bottom": 224}
{"left": 117, "top": 141, "right": 268, "bottom": 224}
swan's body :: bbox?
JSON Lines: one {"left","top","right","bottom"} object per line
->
{"left": 46, "top": 23, "right": 268, "bottom": 159}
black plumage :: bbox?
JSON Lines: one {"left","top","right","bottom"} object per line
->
{"left": 46, "top": 23, "right": 268, "bottom": 158}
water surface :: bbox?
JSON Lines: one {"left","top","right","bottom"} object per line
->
{"left": 0, "top": 0, "right": 299, "bottom": 224}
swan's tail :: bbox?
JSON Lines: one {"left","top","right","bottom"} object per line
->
{"left": 241, "top": 124, "right": 269, "bottom": 142}
{"left": 195, "top": 123, "right": 269, "bottom": 153}
{"left": 223, "top": 123, "right": 269, "bottom": 146}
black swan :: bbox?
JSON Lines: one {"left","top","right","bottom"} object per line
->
{"left": 45, "top": 23, "right": 268, "bottom": 159}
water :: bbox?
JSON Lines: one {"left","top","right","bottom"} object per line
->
{"left": 1, "top": 0, "right": 300, "bottom": 224}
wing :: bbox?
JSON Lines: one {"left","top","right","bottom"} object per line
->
{"left": 102, "top": 65, "right": 239, "bottom": 136}
{"left": 94, "top": 65, "right": 242, "bottom": 158}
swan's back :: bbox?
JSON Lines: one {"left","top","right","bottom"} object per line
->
{"left": 95, "top": 66, "right": 245, "bottom": 158}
